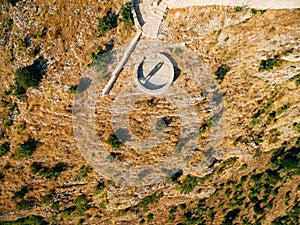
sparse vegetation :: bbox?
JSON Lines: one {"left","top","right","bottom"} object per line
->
{"left": 16, "top": 122, "right": 26, "bottom": 134}
{"left": 41, "top": 189, "right": 55, "bottom": 205}
{"left": 15, "top": 66, "right": 41, "bottom": 89}
{"left": 76, "top": 166, "right": 91, "bottom": 180}
{"left": 119, "top": 2, "right": 134, "bottom": 25}
{"left": 146, "top": 213, "right": 154, "bottom": 221}
{"left": 139, "top": 191, "right": 164, "bottom": 210}
{"left": 198, "top": 118, "right": 214, "bottom": 135}
{"left": 0, "top": 142, "right": 10, "bottom": 157}
{"left": 215, "top": 64, "right": 230, "bottom": 82}
{"left": 16, "top": 199, "right": 35, "bottom": 211}
{"left": 92, "top": 180, "right": 105, "bottom": 195}
{"left": 292, "top": 122, "right": 300, "bottom": 133}
{"left": 250, "top": 118, "right": 261, "bottom": 127}
{"left": 179, "top": 175, "right": 199, "bottom": 194}
{"left": 68, "top": 85, "right": 77, "bottom": 94}
{"left": 259, "top": 57, "right": 280, "bottom": 72}
{"left": 73, "top": 195, "right": 89, "bottom": 216}
{"left": 107, "top": 134, "right": 123, "bottom": 149}
{"left": 289, "top": 73, "right": 300, "bottom": 86}
{"left": 98, "top": 11, "right": 118, "bottom": 35}
{"left": 0, "top": 172, "right": 4, "bottom": 181}
{"left": 239, "top": 163, "right": 248, "bottom": 171}
{"left": 6, "top": 18, "right": 13, "bottom": 30}
{"left": 15, "top": 139, "right": 37, "bottom": 158}
{"left": 61, "top": 206, "right": 76, "bottom": 217}
{"left": 30, "top": 162, "right": 66, "bottom": 180}
{"left": 0, "top": 2, "right": 299, "bottom": 225}
{"left": 6, "top": 0, "right": 20, "bottom": 7}
{"left": 12, "top": 186, "right": 30, "bottom": 201}
{"left": 235, "top": 6, "right": 244, "bottom": 12}
{"left": 89, "top": 46, "right": 106, "bottom": 61}
{"left": 0, "top": 215, "right": 48, "bottom": 225}
{"left": 250, "top": 9, "right": 266, "bottom": 15}
{"left": 266, "top": 104, "right": 290, "bottom": 125}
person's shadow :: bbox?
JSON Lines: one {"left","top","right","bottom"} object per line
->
{"left": 142, "top": 62, "right": 164, "bottom": 83}
{"left": 137, "top": 60, "right": 167, "bottom": 89}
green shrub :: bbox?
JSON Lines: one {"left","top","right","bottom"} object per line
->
{"left": 235, "top": 6, "right": 243, "bottom": 12}
{"left": 30, "top": 162, "right": 66, "bottom": 180}
{"left": 61, "top": 206, "right": 76, "bottom": 217}
{"left": 76, "top": 166, "right": 91, "bottom": 180}
{"left": 99, "top": 201, "right": 106, "bottom": 209}
{"left": 0, "top": 172, "right": 4, "bottom": 181}
{"left": 222, "top": 208, "right": 241, "bottom": 224}
{"left": 251, "top": 9, "right": 266, "bottom": 15}
{"left": 98, "top": 18, "right": 112, "bottom": 35}
{"left": 12, "top": 186, "right": 30, "bottom": 201}
{"left": 92, "top": 180, "right": 105, "bottom": 195}
{"left": 0, "top": 215, "right": 48, "bottom": 225}
{"left": 174, "top": 48, "right": 183, "bottom": 55}
{"left": 169, "top": 206, "right": 177, "bottom": 222}
{"left": 170, "top": 169, "right": 183, "bottom": 183}
{"left": 68, "top": 85, "right": 77, "bottom": 94}
{"left": 179, "top": 203, "right": 186, "bottom": 210}
{"left": 140, "top": 191, "right": 164, "bottom": 210}
{"left": 0, "top": 142, "right": 10, "bottom": 157}
{"left": 280, "top": 148, "right": 299, "bottom": 170}
{"left": 51, "top": 202, "right": 59, "bottom": 210}
{"left": 266, "top": 111, "right": 276, "bottom": 125}
{"left": 73, "top": 195, "right": 89, "bottom": 216}
{"left": 181, "top": 211, "right": 197, "bottom": 224}
{"left": 17, "top": 122, "right": 26, "bottom": 134}
{"left": 263, "top": 170, "right": 281, "bottom": 185}
{"left": 16, "top": 199, "right": 34, "bottom": 211}
{"left": 119, "top": 2, "right": 134, "bottom": 25}
{"left": 289, "top": 73, "right": 300, "bottom": 86}
{"left": 4, "top": 119, "right": 13, "bottom": 128}
{"left": 107, "top": 134, "right": 123, "bottom": 149}
{"left": 146, "top": 213, "right": 153, "bottom": 221}
{"left": 250, "top": 118, "right": 261, "bottom": 127}
{"left": 15, "top": 139, "right": 37, "bottom": 158}
{"left": 11, "top": 85, "right": 27, "bottom": 98}
{"left": 89, "top": 46, "right": 106, "bottom": 62}
{"left": 275, "top": 104, "right": 290, "bottom": 115}
{"left": 253, "top": 203, "right": 264, "bottom": 214}
{"left": 215, "top": 64, "right": 230, "bottom": 82}
{"left": 15, "top": 67, "right": 41, "bottom": 89}
{"left": 259, "top": 57, "right": 280, "bottom": 72}
{"left": 239, "top": 163, "right": 248, "bottom": 171}
{"left": 6, "top": 18, "right": 13, "bottom": 29}
{"left": 179, "top": 175, "right": 199, "bottom": 194}
{"left": 198, "top": 118, "right": 214, "bottom": 135}
{"left": 292, "top": 122, "right": 300, "bottom": 133}
{"left": 6, "top": 0, "right": 20, "bottom": 6}
{"left": 41, "top": 189, "right": 55, "bottom": 205}
{"left": 30, "top": 162, "right": 44, "bottom": 174}
{"left": 98, "top": 11, "right": 117, "bottom": 35}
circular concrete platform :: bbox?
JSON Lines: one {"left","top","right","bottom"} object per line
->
{"left": 134, "top": 53, "right": 174, "bottom": 95}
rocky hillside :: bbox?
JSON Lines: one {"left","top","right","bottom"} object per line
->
{"left": 0, "top": 1, "right": 299, "bottom": 225}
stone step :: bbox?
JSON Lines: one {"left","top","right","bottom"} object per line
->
{"left": 155, "top": 7, "right": 166, "bottom": 15}
{"left": 147, "top": 12, "right": 162, "bottom": 21}
{"left": 159, "top": 0, "right": 169, "bottom": 8}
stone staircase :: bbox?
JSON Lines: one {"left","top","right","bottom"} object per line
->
{"left": 141, "top": 0, "right": 171, "bottom": 38}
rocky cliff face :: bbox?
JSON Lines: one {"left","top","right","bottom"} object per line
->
{"left": 0, "top": 1, "right": 299, "bottom": 224}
